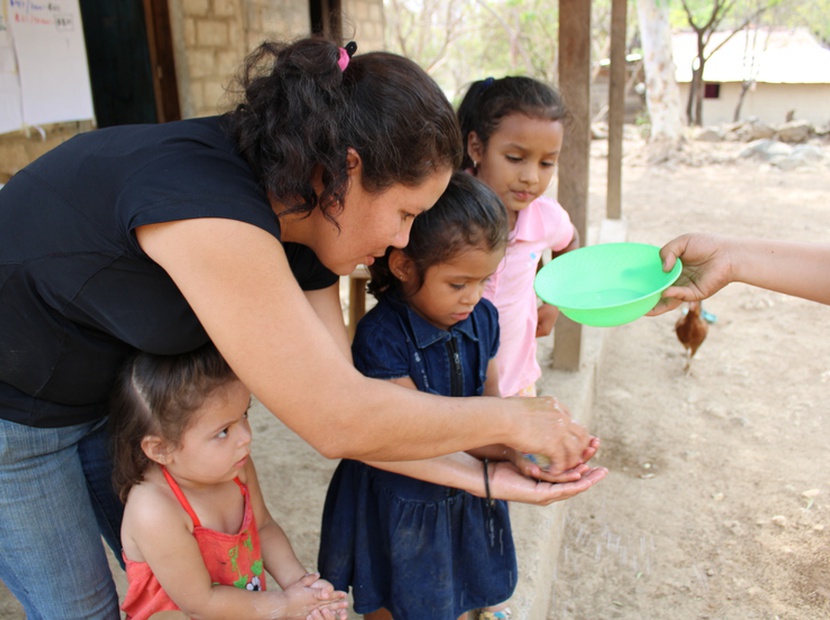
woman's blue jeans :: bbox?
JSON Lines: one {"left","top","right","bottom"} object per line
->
{"left": 0, "top": 416, "right": 123, "bottom": 619}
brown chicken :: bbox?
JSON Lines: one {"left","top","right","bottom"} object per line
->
{"left": 675, "top": 301, "right": 708, "bottom": 373}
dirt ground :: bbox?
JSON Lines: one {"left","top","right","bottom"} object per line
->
{"left": 1, "top": 135, "right": 829, "bottom": 620}
{"left": 550, "top": 136, "right": 830, "bottom": 620}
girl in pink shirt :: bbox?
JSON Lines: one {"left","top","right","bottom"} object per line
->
{"left": 458, "top": 76, "right": 579, "bottom": 401}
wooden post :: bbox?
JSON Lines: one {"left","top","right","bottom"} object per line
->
{"left": 348, "top": 266, "right": 370, "bottom": 342}
{"left": 554, "top": 0, "right": 592, "bottom": 371}
{"left": 607, "top": 0, "right": 627, "bottom": 219}
{"left": 142, "top": 0, "right": 181, "bottom": 122}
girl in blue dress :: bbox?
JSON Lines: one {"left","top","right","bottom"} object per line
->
{"left": 318, "top": 172, "right": 571, "bottom": 620}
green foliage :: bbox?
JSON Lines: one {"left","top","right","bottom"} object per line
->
{"left": 383, "top": 0, "right": 619, "bottom": 102}
{"left": 669, "top": 0, "right": 830, "bottom": 42}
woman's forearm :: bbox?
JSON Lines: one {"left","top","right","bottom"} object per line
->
{"left": 287, "top": 375, "right": 519, "bottom": 461}
{"left": 139, "top": 218, "right": 589, "bottom": 471}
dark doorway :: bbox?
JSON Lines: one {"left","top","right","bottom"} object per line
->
{"left": 79, "top": 0, "right": 179, "bottom": 127}
{"left": 310, "top": 0, "right": 342, "bottom": 40}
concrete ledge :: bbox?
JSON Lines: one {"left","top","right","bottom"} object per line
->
{"left": 508, "top": 218, "right": 627, "bottom": 618}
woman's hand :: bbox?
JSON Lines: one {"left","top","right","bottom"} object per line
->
{"left": 512, "top": 396, "right": 594, "bottom": 475}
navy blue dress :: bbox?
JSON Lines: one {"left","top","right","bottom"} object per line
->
{"left": 318, "top": 293, "right": 517, "bottom": 619}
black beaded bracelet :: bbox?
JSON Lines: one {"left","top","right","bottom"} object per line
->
{"left": 483, "top": 458, "right": 493, "bottom": 506}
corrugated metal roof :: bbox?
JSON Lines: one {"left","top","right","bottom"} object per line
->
{"left": 673, "top": 27, "right": 830, "bottom": 84}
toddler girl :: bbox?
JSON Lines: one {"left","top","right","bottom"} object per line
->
{"left": 110, "top": 344, "right": 348, "bottom": 620}
{"left": 458, "top": 76, "right": 579, "bottom": 399}
{"left": 318, "top": 172, "right": 548, "bottom": 620}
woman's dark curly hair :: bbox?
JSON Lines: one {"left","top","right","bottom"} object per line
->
{"left": 367, "top": 171, "right": 508, "bottom": 298}
{"left": 225, "top": 37, "right": 463, "bottom": 224}
{"left": 457, "top": 76, "right": 567, "bottom": 170}
{"left": 108, "top": 343, "right": 238, "bottom": 503}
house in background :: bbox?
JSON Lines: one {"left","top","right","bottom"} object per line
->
{"left": 672, "top": 27, "right": 830, "bottom": 127}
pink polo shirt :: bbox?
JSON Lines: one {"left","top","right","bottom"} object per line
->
{"left": 483, "top": 196, "right": 575, "bottom": 397}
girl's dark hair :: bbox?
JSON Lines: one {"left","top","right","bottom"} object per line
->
{"left": 368, "top": 171, "right": 508, "bottom": 297}
{"left": 109, "top": 343, "right": 237, "bottom": 503}
{"left": 225, "top": 37, "right": 463, "bottom": 224}
{"left": 457, "top": 76, "right": 567, "bottom": 170}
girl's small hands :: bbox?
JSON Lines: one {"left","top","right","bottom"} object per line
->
{"left": 535, "top": 462, "right": 592, "bottom": 484}
{"left": 535, "top": 303, "right": 560, "bottom": 337}
{"left": 581, "top": 436, "right": 600, "bottom": 463}
{"left": 510, "top": 449, "right": 586, "bottom": 483}
{"left": 283, "top": 573, "right": 348, "bottom": 620}
{"left": 508, "top": 449, "right": 548, "bottom": 480}
{"left": 306, "top": 608, "right": 349, "bottom": 620}
{"left": 307, "top": 574, "right": 339, "bottom": 597}
{"left": 488, "top": 460, "right": 607, "bottom": 506}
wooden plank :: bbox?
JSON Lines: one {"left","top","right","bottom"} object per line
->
{"left": 607, "top": 0, "right": 627, "bottom": 219}
{"left": 143, "top": 0, "right": 181, "bottom": 123}
{"left": 348, "top": 266, "right": 370, "bottom": 342}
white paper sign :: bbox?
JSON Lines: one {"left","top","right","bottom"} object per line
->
{"left": 4, "top": 0, "right": 93, "bottom": 129}
{"left": 0, "top": 6, "right": 23, "bottom": 134}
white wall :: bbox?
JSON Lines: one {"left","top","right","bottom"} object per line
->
{"left": 678, "top": 82, "right": 830, "bottom": 127}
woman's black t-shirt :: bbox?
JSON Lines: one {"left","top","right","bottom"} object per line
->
{"left": 0, "top": 116, "right": 338, "bottom": 427}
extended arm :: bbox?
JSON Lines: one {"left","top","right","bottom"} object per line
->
{"left": 364, "top": 449, "right": 606, "bottom": 505}
{"left": 136, "top": 219, "right": 591, "bottom": 471}
{"left": 363, "top": 374, "right": 605, "bottom": 497}
{"left": 650, "top": 233, "right": 830, "bottom": 314}
{"left": 243, "top": 459, "right": 311, "bottom": 588}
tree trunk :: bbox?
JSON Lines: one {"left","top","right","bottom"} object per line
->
{"left": 733, "top": 80, "right": 751, "bottom": 122}
{"left": 687, "top": 64, "right": 704, "bottom": 125}
{"left": 636, "top": 0, "right": 684, "bottom": 161}
{"left": 694, "top": 52, "right": 705, "bottom": 125}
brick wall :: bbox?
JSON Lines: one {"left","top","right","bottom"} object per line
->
{"left": 0, "top": 0, "right": 386, "bottom": 175}
{"left": 343, "top": 0, "right": 385, "bottom": 51}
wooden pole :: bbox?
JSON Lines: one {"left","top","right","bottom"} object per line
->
{"left": 607, "top": 0, "right": 627, "bottom": 219}
{"left": 554, "top": 0, "right": 591, "bottom": 371}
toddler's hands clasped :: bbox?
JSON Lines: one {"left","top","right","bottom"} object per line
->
{"left": 281, "top": 572, "right": 348, "bottom": 620}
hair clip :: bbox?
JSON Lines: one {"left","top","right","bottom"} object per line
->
{"left": 338, "top": 41, "right": 358, "bottom": 72}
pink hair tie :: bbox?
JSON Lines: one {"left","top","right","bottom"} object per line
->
{"left": 337, "top": 41, "right": 357, "bottom": 72}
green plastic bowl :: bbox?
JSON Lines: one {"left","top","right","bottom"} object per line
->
{"left": 534, "top": 242, "right": 682, "bottom": 327}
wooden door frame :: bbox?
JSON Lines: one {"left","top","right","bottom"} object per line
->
{"left": 142, "top": 0, "right": 180, "bottom": 122}
{"left": 311, "top": 0, "right": 342, "bottom": 40}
